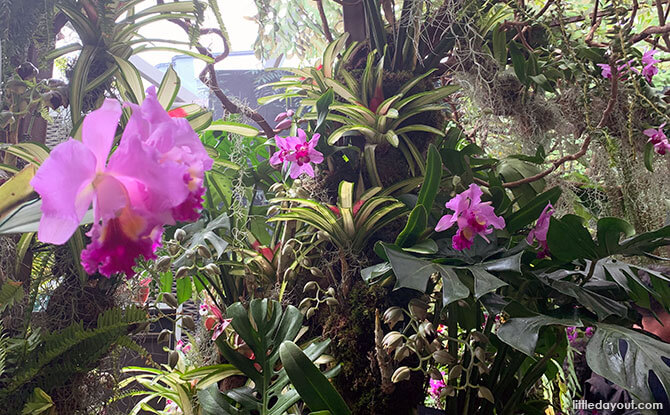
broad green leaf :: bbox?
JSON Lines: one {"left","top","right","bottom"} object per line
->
{"left": 546, "top": 215, "right": 598, "bottom": 262}
{"left": 492, "top": 24, "right": 507, "bottom": 66}
{"left": 596, "top": 217, "right": 635, "bottom": 257}
{"left": 176, "top": 276, "right": 192, "bottom": 304}
{"left": 315, "top": 88, "right": 334, "bottom": 133}
{"left": 0, "top": 279, "right": 24, "bottom": 313}
{"left": 497, "top": 313, "right": 582, "bottom": 356}
{"left": 505, "top": 187, "right": 561, "bottom": 233}
{"left": 112, "top": 55, "right": 145, "bottom": 103}
{"left": 0, "top": 164, "right": 36, "bottom": 216}
{"left": 395, "top": 205, "right": 427, "bottom": 248}
{"left": 586, "top": 324, "right": 670, "bottom": 403}
{"left": 279, "top": 341, "right": 350, "bottom": 415}
{"left": 469, "top": 266, "right": 507, "bottom": 299}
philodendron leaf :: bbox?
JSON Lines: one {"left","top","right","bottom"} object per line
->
{"left": 497, "top": 313, "right": 582, "bottom": 356}
{"left": 586, "top": 324, "right": 670, "bottom": 404}
{"left": 198, "top": 384, "right": 241, "bottom": 415}
{"left": 547, "top": 215, "right": 599, "bottom": 262}
{"left": 469, "top": 266, "right": 507, "bottom": 299}
{"left": 279, "top": 341, "right": 351, "bottom": 415}
{"left": 174, "top": 213, "right": 230, "bottom": 266}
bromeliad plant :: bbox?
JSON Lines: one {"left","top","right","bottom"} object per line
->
{"left": 264, "top": 35, "right": 458, "bottom": 186}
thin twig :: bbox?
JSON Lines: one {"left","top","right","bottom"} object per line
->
{"left": 160, "top": 4, "right": 276, "bottom": 139}
{"left": 315, "top": 0, "right": 334, "bottom": 42}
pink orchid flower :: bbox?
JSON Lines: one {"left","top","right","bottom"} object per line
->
{"left": 644, "top": 123, "right": 670, "bottom": 155}
{"left": 31, "top": 89, "right": 211, "bottom": 278}
{"left": 124, "top": 87, "right": 213, "bottom": 222}
{"left": 203, "top": 304, "right": 232, "bottom": 341}
{"left": 526, "top": 202, "right": 554, "bottom": 258}
{"left": 32, "top": 100, "right": 188, "bottom": 277}
{"left": 435, "top": 184, "right": 505, "bottom": 251}
{"left": 270, "top": 129, "right": 324, "bottom": 179}
{"left": 642, "top": 49, "right": 660, "bottom": 83}
{"left": 176, "top": 339, "right": 191, "bottom": 353}
{"left": 428, "top": 372, "right": 446, "bottom": 399}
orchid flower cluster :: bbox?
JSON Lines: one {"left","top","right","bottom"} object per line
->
{"left": 435, "top": 184, "right": 506, "bottom": 250}
{"left": 274, "top": 109, "right": 294, "bottom": 131}
{"left": 270, "top": 128, "right": 324, "bottom": 178}
{"left": 435, "top": 184, "right": 553, "bottom": 259}
{"left": 31, "top": 87, "right": 213, "bottom": 278}
{"left": 597, "top": 49, "right": 660, "bottom": 83}
{"left": 644, "top": 123, "right": 670, "bottom": 155}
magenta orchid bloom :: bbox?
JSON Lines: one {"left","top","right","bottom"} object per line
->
{"left": 597, "top": 63, "right": 612, "bottom": 79}
{"left": 435, "top": 184, "right": 505, "bottom": 251}
{"left": 270, "top": 129, "right": 324, "bottom": 179}
{"left": 644, "top": 123, "right": 670, "bottom": 155}
{"left": 526, "top": 202, "right": 554, "bottom": 258}
{"left": 428, "top": 373, "right": 446, "bottom": 399}
{"left": 124, "top": 86, "right": 213, "bottom": 222}
{"left": 31, "top": 89, "right": 212, "bottom": 278}
{"left": 642, "top": 49, "right": 660, "bottom": 83}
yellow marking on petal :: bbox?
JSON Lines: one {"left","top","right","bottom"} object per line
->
{"left": 462, "top": 227, "right": 474, "bottom": 240}
{"left": 119, "top": 209, "right": 147, "bottom": 241}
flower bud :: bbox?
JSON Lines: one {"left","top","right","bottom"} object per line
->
{"left": 316, "top": 231, "right": 330, "bottom": 242}
{"left": 448, "top": 365, "right": 463, "bottom": 381}
{"left": 408, "top": 298, "right": 428, "bottom": 320}
{"left": 306, "top": 307, "right": 317, "bottom": 319}
{"left": 432, "top": 349, "right": 455, "bottom": 365}
{"left": 428, "top": 367, "right": 443, "bottom": 380}
{"left": 197, "top": 245, "right": 212, "bottom": 259}
{"left": 310, "top": 267, "right": 324, "bottom": 278}
{"left": 204, "top": 263, "right": 220, "bottom": 277}
{"left": 156, "top": 256, "right": 172, "bottom": 272}
{"left": 275, "top": 118, "right": 292, "bottom": 131}
{"left": 176, "top": 267, "right": 190, "bottom": 279}
{"left": 283, "top": 268, "right": 296, "bottom": 282}
{"left": 419, "top": 321, "right": 436, "bottom": 339}
{"left": 325, "top": 297, "right": 339, "bottom": 306}
{"left": 163, "top": 293, "right": 179, "bottom": 308}
{"left": 174, "top": 229, "right": 187, "bottom": 242}
{"left": 168, "top": 351, "right": 179, "bottom": 368}
{"left": 298, "top": 298, "right": 313, "bottom": 309}
{"left": 267, "top": 205, "right": 280, "bottom": 216}
{"left": 440, "top": 385, "right": 455, "bottom": 398}
{"left": 391, "top": 366, "right": 411, "bottom": 383}
{"left": 395, "top": 345, "right": 410, "bottom": 361}
{"left": 269, "top": 183, "right": 284, "bottom": 193}
{"left": 167, "top": 242, "right": 180, "bottom": 256}
{"left": 281, "top": 244, "right": 295, "bottom": 258}
{"left": 185, "top": 249, "right": 196, "bottom": 260}
{"left": 301, "top": 258, "right": 312, "bottom": 267}
{"left": 326, "top": 287, "right": 336, "bottom": 297}
{"left": 474, "top": 346, "right": 486, "bottom": 362}
{"left": 382, "top": 331, "right": 404, "bottom": 350}
{"left": 303, "top": 281, "right": 318, "bottom": 293}
{"left": 182, "top": 316, "right": 196, "bottom": 331}
{"left": 158, "top": 329, "right": 172, "bottom": 344}
{"left": 382, "top": 307, "right": 404, "bottom": 329}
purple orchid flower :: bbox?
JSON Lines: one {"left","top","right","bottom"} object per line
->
{"left": 270, "top": 129, "right": 324, "bottom": 178}
{"left": 435, "top": 184, "right": 506, "bottom": 251}
{"left": 526, "top": 202, "right": 554, "bottom": 258}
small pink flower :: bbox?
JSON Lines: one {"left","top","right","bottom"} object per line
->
{"left": 597, "top": 63, "right": 612, "bottom": 79}
{"left": 644, "top": 123, "right": 670, "bottom": 155}
{"left": 435, "top": 184, "right": 505, "bottom": 251}
{"left": 642, "top": 49, "right": 660, "bottom": 83}
{"left": 270, "top": 129, "right": 324, "bottom": 179}
{"left": 176, "top": 339, "right": 191, "bottom": 353}
{"left": 526, "top": 203, "right": 554, "bottom": 258}
{"left": 428, "top": 372, "right": 446, "bottom": 399}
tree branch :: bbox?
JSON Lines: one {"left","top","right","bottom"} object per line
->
{"left": 315, "top": 0, "right": 334, "bottom": 42}
{"left": 494, "top": 64, "right": 618, "bottom": 189}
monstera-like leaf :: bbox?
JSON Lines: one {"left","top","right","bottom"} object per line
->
{"left": 586, "top": 324, "right": 670, "bottom": 405}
